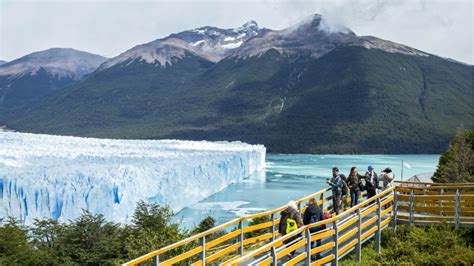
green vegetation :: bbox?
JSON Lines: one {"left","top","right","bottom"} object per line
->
{"left": 0, "top": 68, "right": 74, "bottom": 109}
{"left": 3, "top": 47, "right": 472, "bottom": 153}
{"left": 0, "top": 202, "right": 197, "bottom": 265}
{"left": 433, "top": 130, "right": 474, "bottom": 183}
{"left": 341, "top": 224, "right": 474, "bottom": 265}
{"left": 244, "top": 215, "right": 271, "bottom": 238}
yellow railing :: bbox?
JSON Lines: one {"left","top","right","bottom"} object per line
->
{"left": 394, "top": 182, "right": 474, "bottom": 227}
{"left": 228, "top": 187, "right": 395, "bottom": 265}
{"left": 123, "top": 181, "right": 474, "bottom": 266}
{"left": 124, "top": 187, "right": 336, "bottom": 266}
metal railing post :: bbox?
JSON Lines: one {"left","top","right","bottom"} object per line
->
{"left": 455, "top": 189, "right": 460, "bottom": 228}
{"left": 239, "top": 220, "right": 244, "bottom": 255}
{"left": 356, "top": 208, "right": 362, "bottom": 263}
{"left": 392, "top": 189, "right": 398, "bottom": 231}
{"left": 440, "top": 188, "right": 444, "bottom": 210}
{"left": 332, "top": 221, "right": 339, "bottom": 266}
{"left": 153, "top": 255, "right": 160, "bottom": 266}
{"left": 305, "top": 228, "right": 311, "bottom": 265}
{"left": 271, "top": 213, "right": 276, "bottom": 241}
{"left": 375, "top": 198, "right": 382, "bottom": 253}
{"left": 200, "top": 236, "right": 206, "bottom": 265}
{"left": 409, "top": 189, "right": 415, "bottom": 226}
{"left": 271, "top": 246, "right": 277, "bottom": 266}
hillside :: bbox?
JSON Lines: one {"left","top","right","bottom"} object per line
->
{"left": 1, "top": 15, "right": 472, "bottom": 153}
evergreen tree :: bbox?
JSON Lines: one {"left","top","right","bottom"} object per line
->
{"left": 433, "top": 130, "right": 474, "bottom": 183}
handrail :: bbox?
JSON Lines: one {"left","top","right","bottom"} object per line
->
{"left": 124, "top": 182, "right": 474, "bottom": 266}
{"left": 124, "top": 187, "right": 331, "bottom": 265}
{"left": 230, "top": 187, "right": 395, "bottom": 265}
{"left": 230, "top": 183, "right": 474, "bottom": 265}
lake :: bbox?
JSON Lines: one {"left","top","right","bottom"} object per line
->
{"left": 174, "top": 154, "right": 439, "bottom": 229}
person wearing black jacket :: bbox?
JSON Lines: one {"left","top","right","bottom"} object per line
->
{"left": 365, "top": 165, "right": 379, "bottom": 198}
{"left": 303, "top": 198, "right": 323, "bottom": 260}
{"left": 279, "top": 201, "right": 303, "bottom": 259}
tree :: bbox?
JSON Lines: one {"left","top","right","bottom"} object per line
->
{"left": 192, "top": 216, "right": 216, "bottom": 234}
{"left": 0, "top": 218, "right": 31, "bottom": 265}
{"left": 123, "top": 201, "right": 185, "bottom": 261}
{"left": 433, "top": 130, "right": 474, "bottom": 183}
{"left": 55, "top": 210, "right": 125, "bottom": 265}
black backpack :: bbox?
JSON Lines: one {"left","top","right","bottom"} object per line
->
{"left": 309, "top": 214, "right": 323, "bottom": 232}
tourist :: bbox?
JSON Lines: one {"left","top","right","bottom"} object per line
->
{"left": 340, "top": 173, "right": 350, "bottom": 210}
{"left": 326, "top": 167, "right": 344, "bottom": 214}
{"left": 303, "top": 198, "right": 324, "bottom": 260}
{"left": 279, "top": 200, "right": 303, "bottom": 258}
{"left": 364, "top": 165, "right": 379, "bottom": 198}
{"left": 379, "top": 167, "right": 395, "bottom": 191}
{"left": 346, "top": 166, "right": 365, "bottom": 207}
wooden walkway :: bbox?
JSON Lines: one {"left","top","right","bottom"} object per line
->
{"left": 123, "top": 181, "right": 474, "bottom": 266}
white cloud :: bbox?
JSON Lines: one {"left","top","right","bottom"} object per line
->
{"left": 0, "top": 0, "right": 472, "bottom": 64}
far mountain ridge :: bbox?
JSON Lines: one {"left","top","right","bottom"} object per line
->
{"left": 0, "top": 48, "right": 107, "bottom": 109}
{"left": 96, "top": 14, "right": 440, "bottom": 72}
{"left": 1, "top": 14, "right": 472, "bottom": 154}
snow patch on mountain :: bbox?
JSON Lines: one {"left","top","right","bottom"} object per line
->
{"left": 222, "top": 41, "right": 244, "bottom": 49}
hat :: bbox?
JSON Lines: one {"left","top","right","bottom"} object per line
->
{"left": 307, "top": 198, "right": 317, "bottom": 206}
{"left": 368, "top": 165, "right": 374, "bottom": 170}
{"left": 383, "top": 167, "right": 392, "bottom": 173}
{"left": 287, "top": 200, "right": 298, "bottom": 210}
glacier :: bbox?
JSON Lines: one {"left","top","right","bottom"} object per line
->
{"left": 0, "top": 132, "right": 266, "bottom": 224}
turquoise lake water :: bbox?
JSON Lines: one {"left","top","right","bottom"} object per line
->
{"left": 174, "top": 154, "right": 439, "bottom": 229}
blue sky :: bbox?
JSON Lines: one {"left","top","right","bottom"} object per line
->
{"left": 1, "top": 0, "right": 473, "bottom": 64}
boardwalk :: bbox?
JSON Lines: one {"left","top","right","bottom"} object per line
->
{"left": 124, "top": 181, "right": 474, "bottom": 266}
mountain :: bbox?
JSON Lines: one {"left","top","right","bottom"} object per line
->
{"left": 0, "top": 60, "right": 7, "bottom": 66}
{"left": 98, "top": 20, "right": 268, "bottom": 70}
{"left": 0, "top": 48, "right": 107, "bottom": 109}
{"left": 2, "top": 15, "right": 472, "bottom": 154}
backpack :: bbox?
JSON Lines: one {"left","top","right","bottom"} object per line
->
{"left": 310, "top": 214, "right": 320, "bottom": 224}
{"left": 286, "top": 217, "right": 298, "bottom": 234}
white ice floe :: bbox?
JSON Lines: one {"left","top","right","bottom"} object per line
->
{"left": 192, "top": 201, "right": 265, "bottom": 217}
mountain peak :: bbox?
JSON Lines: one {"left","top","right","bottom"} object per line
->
{"left": 241, "top": 20, "right": 258, "bottom": 29}
{"left": 0, "top": 48, "right": 107, "bottom": 78}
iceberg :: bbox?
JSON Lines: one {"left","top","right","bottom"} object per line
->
{"left": 0, "top": 132, "right": 266, "bottom": 224}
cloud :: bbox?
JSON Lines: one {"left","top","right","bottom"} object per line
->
{"left": 0, "top": 0, "right": 472, "bottom": 64}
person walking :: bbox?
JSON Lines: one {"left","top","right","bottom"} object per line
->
{"left": 326, "top": 167, "right": 344, "bottom": 214}
{"left": 303, "top": 198, "right": 324, "bottom": 261}
{"left": 365, "top": 165, "right": 378, "bottom": 199}
{"left": 346, "top": 166, "right": 365, "bottom": 207}
{"left": 279, "top": 200, "right": 303, "bottom": 259}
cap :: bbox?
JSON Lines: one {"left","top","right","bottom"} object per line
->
{"left": 368, "top": 165, "right": 374, "bottom": 170}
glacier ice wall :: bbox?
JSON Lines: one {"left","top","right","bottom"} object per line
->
{"left": 0, "top": 132, "right": 266, "bottom": 224}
